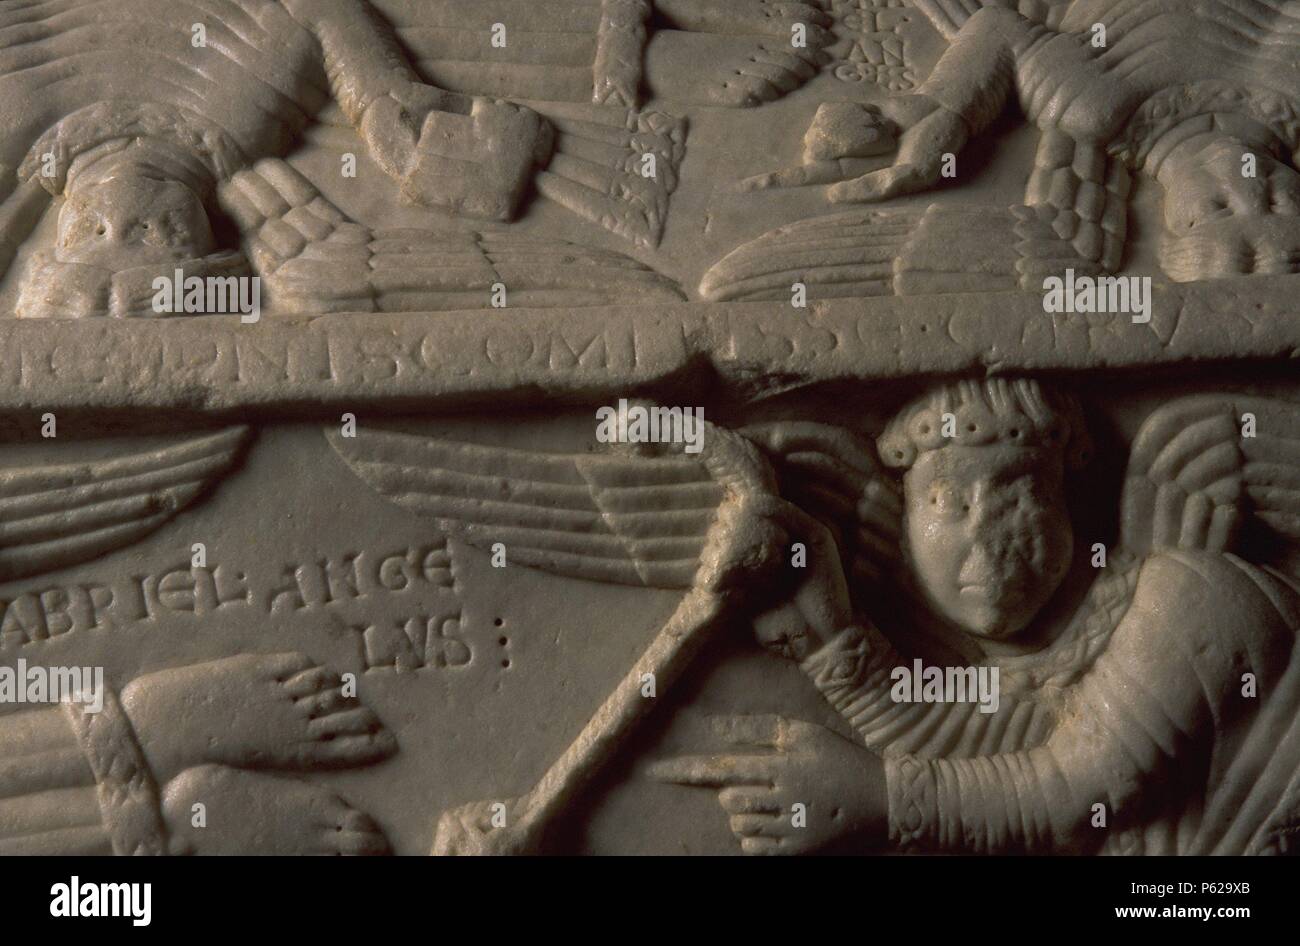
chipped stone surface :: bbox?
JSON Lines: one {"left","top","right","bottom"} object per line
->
{"left": 0, "top": 0, "right": 1299, "bottom": 856}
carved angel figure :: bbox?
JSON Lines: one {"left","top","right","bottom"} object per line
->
{"left": 655, "top": 381, "right": 1300, "bottom": 855}
{"left": 703, "top": 0, "right": 1300, "bottom": 299}
{"left": 0, "top": 0, "right": 680, "bottom": 319}
{"left": 330, "top": 382, "right": 1300, "bottom": 855}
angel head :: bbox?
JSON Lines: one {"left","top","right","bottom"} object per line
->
{"left": 1158, "top": 135, "right": 1300, "bottom": 281}
{"left": 53, "top": 145, "right": 218, "bottom": 270}
{"left": 878, "top": 379, "right": 1092, "bottom": 640}
{"left": 16, "top": 143, "right": 240, "bottom": 319}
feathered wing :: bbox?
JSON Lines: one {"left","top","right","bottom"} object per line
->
{"left": 890, "top": 140, "right": 1131, "bottom": 295}
{"left": 1010, "top": 129, "right": 1132, "bottom": 286}
{"left": 700, "top": 209, "right": 921, "bottom": 302}
{"left": 699, "top": 132, "right": 1132, "bottom": 303}
{"left": 1117, "top": 395, "right": 1300, "bottom": 559}
{"left": 1002, "top": 394, "right": 1300, "bottom": 689}
{"left": 219, "top": 158, "right": 683, "bottom": 314}
{"left": 325, "top": 428, "right": 733, "bottom": 590}
{"left": 1115, "top": 395, "right": 1300, "bottom": 856}
{"left": 700, "top": 1, "right": 1136, "bottom": 304}
{"left": 535, "top": 107, "right": 689, "bottom": 250}
{"left": 913, "top": 0, "right": 1073, "bottom": 39}
{"left": 0, "top": 427, "right": 250, "bottom": 582}
{"left": 914, "top": 2, "right": 1134, "bottom": 284}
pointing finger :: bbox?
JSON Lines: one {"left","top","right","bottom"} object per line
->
{"left": 738, "top": 161, "right": 852, "bottom": 191}
{"left": 719, "top": 787, "right": 782, "bottom": 814}
{"left": 710, "top": 714, "right": 789, "bottom": 749}
{"left": 730, "top": 814, "right": 786, "bottom": 838}
{"left": 740, "top": 836, "right": 783, "bottom": 856}
{"left": 646, "top": 753, "right": 779, "bottom": 787}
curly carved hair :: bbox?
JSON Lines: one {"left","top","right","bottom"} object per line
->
{"left": 877, "top": 378, "right": 1092, "bottom": 471}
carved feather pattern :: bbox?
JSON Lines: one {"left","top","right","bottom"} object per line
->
{"left": 326, "top": 427, "right": 726, "bottom": 589}
{"left": 1120, "top": 395, "right": 1300, "bottom": 556}
{"left": 913, "top": 0, "right": 1074, "bottom": 39}
{"left": 1003, "top": 394, "right": 1300, "bottom": 690}
{"left": 0, "top": 426, "right": 250, "bottom": 582}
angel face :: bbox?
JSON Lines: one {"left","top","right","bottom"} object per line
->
{"left": 1159, "top": 139, "right": 1300, "bottom": 279}
{"left": 1162, "top": 141, "right": 1300, "bottom": 233}
{"left": 57, "top": 173, "right": 215, "bottom": 269}
{"left": 903, "top": 444, "right": 1073, "bottom": 640}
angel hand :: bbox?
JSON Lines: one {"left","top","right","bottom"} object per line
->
{"left": 752, "top": 504, "right": 853, "bottom": 661}
{"left": 827, "top": 97, "right": 968, "bottom": 204}
{"left": 363, "top": 91, "right": 553, "bottom": 222}
{"left": 649, "top": 714, "right": 887, "bottom": 855}
{"left": 430, "top": 796, "right": 545, "bottom": 856}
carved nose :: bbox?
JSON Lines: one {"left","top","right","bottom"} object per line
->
{"left": 959, "top": 544, "right": 998, "bottom": 588}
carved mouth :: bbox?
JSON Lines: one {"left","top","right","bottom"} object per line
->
{"left": 959, "top": 583, "right": 1026, "bottom": 605}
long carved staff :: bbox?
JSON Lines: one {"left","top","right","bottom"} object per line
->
{"left": 511, "top": 584, "right": 736, "bottom": 851}
{"left": 327, "top": 421, "right": 784, "bottom": 854}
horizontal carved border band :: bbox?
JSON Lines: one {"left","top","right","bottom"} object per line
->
{"left": 1, "top": 278, "right": 1296, "bottom": 417}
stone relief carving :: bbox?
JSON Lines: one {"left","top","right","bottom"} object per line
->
{"left": 707, "top": 0, "right": 1300, "bottom": 299}
{"left": 657, "top": 386, "right": 1300, "bottom": 856}
{"left": 327, "top": 420, "right": 775, "bottom": 853}
{"left": 0, "top": 652, "right": 394, "bottom": 854}
{"left": 316, "top": 385, "right": 1300, "bottom": 855}
{"left": 0, "top": 0, "right": 1297, "bottom": 859}
{"left": 0, "top": 427, "right": 249, "bottom": 583}
{"left": 826, "top": 0, "right": 924, "bottom": 92}
{"left": 0, "top": 0, "right": 686, "bottom": 318}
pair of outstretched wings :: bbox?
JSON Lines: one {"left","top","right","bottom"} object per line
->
{"left": 327, "top": 396, "right": 1300, "bottom": 600}
{"left": 0, "top": 427, "right": 249, "bottom": 583}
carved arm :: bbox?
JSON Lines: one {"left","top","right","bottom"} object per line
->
{"left": 280, "top": 0, "right": 553, "bottom": 221}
